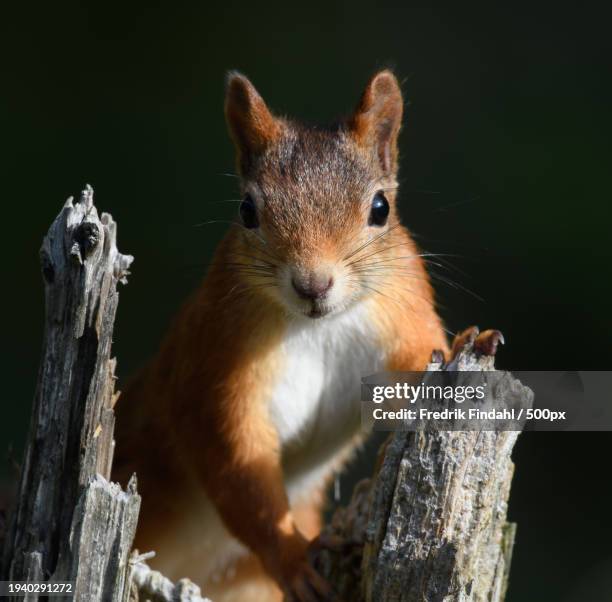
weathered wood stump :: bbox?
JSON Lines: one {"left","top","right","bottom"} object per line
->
{"left": 0, "top": 186, "right": 138, "bottom": 601}
{"left": 317, "top": 349, "right": 532, "bottom": 602}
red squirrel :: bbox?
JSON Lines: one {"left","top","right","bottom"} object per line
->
{"left": 113, "top": 70, "right": 502, "bottom": 602}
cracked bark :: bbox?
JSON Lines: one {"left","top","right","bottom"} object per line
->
{"left": 316, "top": 353, "right": 532, "bottom": 602}
{"left": 0, "top": 186, "right": 138, "bottom": 601}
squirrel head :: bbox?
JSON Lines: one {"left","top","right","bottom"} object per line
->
{"left": 224, "top": 70, "right": 409, "bottom": 320}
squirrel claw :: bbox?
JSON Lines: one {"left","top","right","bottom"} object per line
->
{"left": 430, "top": 349, "right": 445, "bottom": 365}
{"left": 474, "top": 329, "right": 505, "bottom": 356}
{"left": 451, "top": 326, "right": 504, "bottom": 360}
{"left": 308, "top": 533, "right": 360, "bottom": 558}
{"left": 450, "top": 325, "right": 480, "bottom": 359}
{"left": 284, "top": 561, "right": 338, "bottom": 602}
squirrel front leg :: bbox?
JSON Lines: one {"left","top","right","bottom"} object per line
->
{"left": 183, "top": 393, "right": 333, "bottom": 601}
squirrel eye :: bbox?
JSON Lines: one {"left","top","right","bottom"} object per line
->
{"left": 240, "top": 194, "right": 259, "bottom": 229}
{"left": 369, "top": 192, "right": 390, "bottom": 226}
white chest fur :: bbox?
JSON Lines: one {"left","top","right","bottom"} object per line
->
{"left": 267, "top": 302, "right": 385, "bottom": 502}
{"left": 152, "top": 303, "right": 387, "bottom": 581}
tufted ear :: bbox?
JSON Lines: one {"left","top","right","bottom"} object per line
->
{"left": 348, "top": 70, "right": 403, "bottom": 174}
{"left": 225, "top": 72, "right": 282, "bottom": 172}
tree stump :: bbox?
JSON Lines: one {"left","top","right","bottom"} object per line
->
{"left": 317, "top": 348, "right": 532, "bottom": 602}
{"left": 1, "top": 186, "right": 138, "bottom": 601}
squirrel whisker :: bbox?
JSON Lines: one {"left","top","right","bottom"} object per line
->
{"left": 342, "top": 222, "right": 402, "bottom": 262}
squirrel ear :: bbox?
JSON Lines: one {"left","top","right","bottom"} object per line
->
{"left": 348, "top": 70, "right": 403, "bottom": 174}
{"left": 225, "top": 72, "right": 281, "bottom": 169}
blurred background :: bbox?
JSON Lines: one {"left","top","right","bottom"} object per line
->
{"left": 1, "top": 1, "right": 611, "bottom": 600}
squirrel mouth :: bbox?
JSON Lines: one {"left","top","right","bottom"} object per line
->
{"left": 306, "top": 306, "right": 329, "bottom": 319}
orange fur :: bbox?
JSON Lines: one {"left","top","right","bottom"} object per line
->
{"left": 113, "top": 70, "right": 448, "bottom": 601}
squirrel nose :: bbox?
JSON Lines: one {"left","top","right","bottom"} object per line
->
{"left": 292, "top": 274, "right": 334, "bottom": 301}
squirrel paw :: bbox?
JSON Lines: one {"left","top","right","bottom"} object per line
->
{"left": 283, "top": 560, "right": 337, "bottom": 602}
{"left": 308, "top": 533, "right": 360, "bottom": 556}
{"left": 448, "top": 326, "right": 505, "bottom": 361}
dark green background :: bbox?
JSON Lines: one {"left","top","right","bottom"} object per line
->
{"left": 1, "top": 1, "right": 611, "bottom": 600}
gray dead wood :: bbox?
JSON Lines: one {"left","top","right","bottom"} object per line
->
{"left": 1, "top": 186, "right": 139, "bottom": 601}
{"left": 128, "top": 556, "right": 212, "bottom": 602}
{"left": 317, "top": 347, "right": 532, "bottom": 602}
